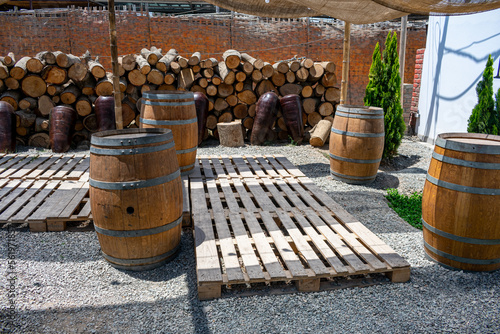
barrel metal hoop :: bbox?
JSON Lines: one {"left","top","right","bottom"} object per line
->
{"left": 142, "top": 91, "right": 194, "bottom": 100}
{"left": 102, "top": 244, "right": 180, "bottom": 270}
{"left": 424, "top": 241, "right": 500, "bottom": 265}
{"left": 329, "top": 152, "right": 381, "bottom": 164}
{"left": 180, "top": 163, "right": 196, "bottom": 172}
{"left": 432, "top": 152, "right": 500, "bottom": 170}
{"left": 91, "top": 129, "right": 173, "bottom": 147}
{"left": 143, "top": 100, "right": 195, "bottom": 106}
{"left": 95, "top": 216, "right": 182, "bottom": 238}
{"left": 90, "top": 169, "right": 180, "bottom": 190}
{"left": 140, "top": 117, "right": 197, "bottom": 126}
{"left": 176, "top": 146, "right": 198, "bottom": 155}
{"left": 330, "top": 169, "right": 376, "bottom": 180}
{"left": 422, "top": 218, "right": 500, "bottom": 245}
{"left": 426, "top": 174, "right": 500, "bottom": 195}
{"left": 90, "top": 141, "right": 175, "bottom": 156}
{"left": 336, "top": 106, "right": 384, "bottom": 115}
{"left": 335, "top": 111, "right": 384, "bottom": 119}
{"left": 435, "top": 136, "right": 500, "bottom": 155}
{"left": 331, "top": 128, "right": 384, "bottom": 138}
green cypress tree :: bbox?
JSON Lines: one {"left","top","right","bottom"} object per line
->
{"left": 364, "top": 32, "right": 405, "bottom": 159}
{"left": 468, "top": 55, "right": 499, "bottom": 135}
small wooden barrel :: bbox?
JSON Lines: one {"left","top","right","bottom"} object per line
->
{"left": 94, "top": 96, "right": 116, "bottom": 132}
{"left": 422, "top": 133, "right": 500, "bottom": 271}
{"left": 0, "top": 101, "right": 16, "bottom": 153}
{"left": 329, "top": 105, "right": 384, "bottom": 184}
{"left": 193, "top": 92, "right": 209, "bottom": 146}
{"left": 140, "top": 91, "right": 197, "bottom": 175}
{"left": 280, "top": 94, "right": 304, "bottom": 144}
{"left": 90, "top": 128, "right": 183, "bottom": 271}
{"left": 50, "top": 105, "right": 77, "bottom": 153}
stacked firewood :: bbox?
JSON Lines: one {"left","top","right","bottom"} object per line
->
{"left": 0, "top": 48, "right": 339, "bottom": 147}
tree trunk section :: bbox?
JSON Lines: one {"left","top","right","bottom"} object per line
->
{"left": 21, "top": 75, "right": 47, "bottom": 98}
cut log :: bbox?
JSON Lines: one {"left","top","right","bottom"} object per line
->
{"left": 238, "top": 90, "right": 257, "bottom": 105}
{"left": 83, "top": 114, "right": 98, "bottom": 132}
{"left": 164, "top": 72, "right": 176, "bottom": 85}
{"left": 314, "top": 84, "right": 325, "bottom": 97}
{"left": 261, "top": 63, "right": 274, "bottom": 78}
{"left": 0, "top": 63, "right": 8, "bottom": 79}
{"left": 5, "top": 77, "right": 19, "bottom": 90}
{"left": 26, "top": 57, "right": 45, "bottom": 74}
{"left": 248, "top": 104, "right": 256, "bottom": 117}
{"left": 302, "top": 98, "right": 320, "bottom": 114}
{"left": 242, "top": 116, "right": 254, "bottom": 129}
{"left": 128, "top": 69, "right": 147, "bottom": 86}
{"left": 233, "top": 104, "right": 248, "bottom": 119}
{"left": 319, "top": 61, "right": 336, "bottom": 73}
{"left": 324, "top": 87, "right": 341, "bottom": 103}
{"left": 74, "top": 119, "right": 84, "bottom": 131}
{"left": 273, "top": 62, "right": 289, "bottom": 74}
{"left": 37, "top": 95, "right": 54, "bottom": 116}
{"left": 309, "top": 119, "right": 332, "bottom": 147}
{"left": 147, "top": 69, "right": 164, "bottom": 85}
{"left": 191, "top": 85, "right": 205, "bottom": 94}
{"left": 141, "top": 47, "right": 162, "bottom": 65}
{"left": 301, "top": 58, "right": 314, "bottom": 69}
{"left": 68, "top": 61, "right": 88, "bottom": 82}
{"left": 191, "top": 65, "right": 201, "bottom": 74}
{"left": 226, "top": 94, "right": 238, "bottom": 107}
{"left": 95, "top": 73, "right": 113, "bottom": 96}
{"left": 19, "top": 97, "right": 37, "bottom": 110}
{"left": 251, "top": 69, "right": 263, "bottom": 83}
{"left": 28, "top": 132, "right": 50, "bottom": 148}
{"left": 188, "top": 52, "right": 201, "bottom": 66}
{"left": 41, "top": 65, "right": 68, "bottom": 85}
{"left": 87, "top": 59, "right": 106, "bottom": 79}
{"left": 157, "top": 49, "right": 178, "bottom": 72}
{"left": 256, "top": 80, "right": 276, "bottom": 97}
{"left": 301, "top": 85, "right": 313, "bottom": 98}
{"left": 318, "top": 102, "right": 334, "bottom": 116}
{"left": 16, "top": 126, "right": 28, "bottom": 137}
{"left": 0, "top": 79, "right": 4, "bottom": 94}
{"left": 35, "top": 117, "right": 50, "bottom": 132}
{"left": 217, "top": 83, "right": 234, "bottom": 98}
{"left": 198, "top": 77, "right": 209, "bottom": 89}
{"left": 35, "top": 51, "right": 56, "bottom": 65}
{"left": 295, "top": 67, "right": 309, "bottom": 82}
{"left": 277, "top": 117, "right": 287, "bottom": 131}
{"left": 206, "top": 85, "right": 217, "bottom": 97}
{"left": 308, "top": 63, "right": 324, "bottom": 82}
{"left": 285, "top": 71, "right": 296, "bottom": 83}
{"left": 21, "top": 75, "right": 47, "bottom": 98}
{"left": 0, "top": 53, "right": 15, "bottom": 67}
{"left": 214, "top": 98, "right": 229, "bottom": 112}
{"left": 119, "top": 54, "right": 136, "bottom": 71}
{"left": 218, "top": 111, "right": 233, "bottom": 123}
{"left": 177, "top": 56, "right": 188, "bottom": 69}
{"left": 52, "top": 96, "right": 60, "bottom": 104}
{"left": 307, "top": 111, "right": 322, "bottom": 127}
{"left": 279, "top": 83, "right": 302, "bottom": 97}
{"left": 121, "top": 98, "right": 137, "bottom": 127}
{"left": 206, "top": 114, "right": 218, "bottom": 130}
{"left": 234, "top": 82, "right": 245, "bottom": 92}
{"left": 202, "top": 68, "right": 214, "bottom": 78}
{"left": 135, "top": 55, "right": 151, "bottom": 75}
{"left": 211, "top": 75, "right": 222, "bottom": 85}
{"left": 271, "top": 71, "right": 285, "bottom": 87}
{"left": 241, "top": 53, "right": 264, "bottom": 70}
{"left": 235, "top": 71, "right": 247, "bottom": 82}
{"left": 1, "top": 90, "right": 22, "bottom": 110}
{"left": 10, "top": 57, "right": 30, "bottom": 80}
{"left": 218, "top": 120, "right": 244, "bottom": 147}
{"left": 289, "top": 60, "right": 301, "bottom": 72}
{"left": 119, "top": 76, "right": 127, "bottom": 93}
{"left": 178, "top": 68, "right": 195, "bottom": 90}
{"left": 170, "top": 61, "right": 181, "bottom": 74}
{"left": 16, "top": 109, "right": 36, "bottom": 128}
{"left": 55, "top": 53, "right": 80, "bottom": 68}
{"left": 77, "top": 74, "right": 96, "bottom": 96}
{"left": 75, "top": 95, "right": 92, "bottom": 117}
{"left": 242, "top": 61, "right": 254, "bottom": 75}
{"left": 321, "top": 72, "right": 337, "bottom": 87}
{"left": 218, "top": 62, "right": 235, "bottom": 84}
{"left": 222, "top": 50, "right": 241, "bottom": 69}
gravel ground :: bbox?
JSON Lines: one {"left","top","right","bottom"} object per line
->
{"left": 1, "top": 136, "right": 499, "bottom": 334}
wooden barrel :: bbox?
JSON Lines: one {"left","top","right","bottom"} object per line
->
{"left": 280, "top": 94, "right": 304, "bottom": 144}
{"left": 140, "top": 91, "right": 197, "bottom": 175}
{"left": 94, "top": 96, "right": 116, "bottom": 132}
{"left": 422, "top": 132, "right": 500, "bottom": 271}
{"left": 50, "top": 105, "right": 77, "bottom": 153}
{"left": 193, "top": 92, "right": 209, "bottom": 146}
{"left": 329, "top": 105, "right": 384, "bottom": 184}
{"left": 90, "top": 128, "right": 183, "bottom": 271}
{"left": 0, "top": 101, "right": 16, "bottom": 153}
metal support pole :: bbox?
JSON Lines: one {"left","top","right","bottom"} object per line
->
{"left": 340, "top": 21, "right": 351, "bottom": 105}
{"left": 108, "top": 0, "right": 123, "bottom": 129}
{"left": 399, "top": 15, "right": 408, "bottom": 108}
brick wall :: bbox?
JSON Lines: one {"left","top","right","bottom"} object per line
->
{"left": 0, "top": 8, "right": 427, "bottom": 105}
{"left": 411, "top": 48, "right": 425, "bottom": 114}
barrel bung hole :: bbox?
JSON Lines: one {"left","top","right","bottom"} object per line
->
{"left": 126, "top": 207, "right": 134, "bottom": 214}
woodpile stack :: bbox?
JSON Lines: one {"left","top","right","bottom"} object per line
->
{"left": 0, "top": 48, "right": 339, "bottom": 147}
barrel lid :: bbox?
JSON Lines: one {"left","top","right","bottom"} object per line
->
{"left": 436, "top": 133, "right": 500, "bottom": 154}
{"left": 142, "top": 90, "right": 194, "bottom": 100}
{"left": 337, "top": 104, "right": 384, "bottom": 115}
{"left": 91, "top": 128, "right": 173, "bottom": 147}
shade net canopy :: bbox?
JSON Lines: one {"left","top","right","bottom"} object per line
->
{"left": 204, "top": 0, "right": 500, "bottom": 24}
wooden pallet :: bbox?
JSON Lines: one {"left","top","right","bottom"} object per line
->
{"left": 190, "top": 155, "right": 410, "bottom": 300}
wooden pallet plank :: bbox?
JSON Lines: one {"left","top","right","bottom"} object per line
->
{"left": 199, "top": 157, "right": 215, "bottom": 179}
{"left": 244, "top": 156, "right": 268, "bottom": 178}
{"left": 0, "top": 179, "right": 10, "bottom": 189}
{"left": 220, "top": 156, "right": 239, "bottom": 179}
{"left": 317, "top": 211, "right": 388, "bottom": 271}
{"left": 64, "top": 156, "right": 90, "bottom": 180}
{"left": 28, "top": 181, "right": 81, "bottom": 221}
{"left": 76, "top": 199, "right": 91, "bottom": 219}
{"left": 0, "top": 179, "right": 34, "bottom": 213}
{"left": 266, "top": 156, "right": 291, "bottom": 178}
{"left": 273, "top": 178, "right": 308, "bottom": 211}
{"left": 52, "top": 156, "right": 86, "bottom": 180}
{"left": 275, "top": 210, "right": 330, "bottom": 275}
{"left": 286, "top": 178, "right": 326, "bottom": 212}
{"left": 8, "top": 155, "right": 51, "bottom": 179}
{"left": 38, "top": 156, "right": 73, "bottom": 179}
{"left": 304, "top": 209, "right": 369, "bottom": 272}
{"left": 9, "top": 181, "right": 59, "bottom": 222}
{"left": 24, "top": 155, "right": 64, "bottom": 179}
{"left": 218, "top": 178, "right": 240, "bottom": 212}
{"left": 206, "top": 179, "right": 244, "bottom": 282}
{"left": 191, "top": 179, "right": 223, "bottom": 283}
{"left": 274, "top": 155, "right": 306, "bottom": 177}
{"left": 0, "top": 180, "right": 47, "bottom": 222}
{"left": 228, "top": 212, "right": 265, "bottom": 281}
{"left": 243, "top": 211, "right": 287, "bottom": 279}
{"left": 231, "top": 178, "right": 258, "bottom": 213}
{"left": 243, "top": 178, "right": 277, "bottom": 211}
{"left": 231, "top": 156, "right": 254, "bottom": 178}
{"left": 260, "top": 211, "right": 308, "bottom": 278}
{"left": 255, "top": 156, "right": 280, "bottom": 178}
{"left": 0, "top": 180, "right": 22, "bottom": 201}
{"left": 209, "top": 157, "right": 227, "bottom": 179}
{"left": 0, "top": 156, "right": 28, "bottom": 177}
{"left": 260, "top": 178, "right": 293, "bottom": 211}
{"left": 292, "top": 209, "right": 348, "bottom": 274}
{"left": 0, "top": 154, "right": 16, "bottom": 167}
{"left": 57, "top": 182, "right": 89, "bottom": 218}
{"left": 190, "top": 159, "right": 202, "bottom": 178}
{"left": 182, "top": 176, "right": 191, "bottom": 225}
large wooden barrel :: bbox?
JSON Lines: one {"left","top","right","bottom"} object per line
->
{"left": 280, "top": 94, "right": 304, "bottom": 144}
{"left": 422, "top": 132, "right": 500, "bottom": 271}
{"left": 94, "top": 96, "right": 116, "bottom": 132}
{"left": 140, "top": 91, "right": 197, "bottom": 175}
{"left": 90, "top": 128, "right": 183, "bottom": 271}
{"left": 0, "top": 101, "right": 16, "bottom": 153}
{"left": 329, "top": 105, "right": 384, "bottom": 184}
{"left": 50, "top": 105, "right": 77, "bottom": 153}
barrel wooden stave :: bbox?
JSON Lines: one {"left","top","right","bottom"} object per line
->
{"left": 90, "top": 128, "right": 182, "bottom": 270}
{"left": 422, "top": 133, "right": 500, "bottom": 271}
{"left": 329, "top": 105, "right": 384, "bottom": 184}
{"left": 140, "top": 91, "right": 197, "bottom": 175}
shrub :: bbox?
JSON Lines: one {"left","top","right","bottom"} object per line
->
{"left": 385, "top": 188, "right": 422, "bottom": 229}
{"left": 364, "top": 32, "right": 406, "bottom": 159}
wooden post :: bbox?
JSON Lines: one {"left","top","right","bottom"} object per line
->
{"left": 399, "top": 15, "right": 408, "bottom": 108}
{"left": 340, "top": 21, "right": 351, "bottom": 105}
{"left": 108, "top": 0, "right": 123, "bottom": 129}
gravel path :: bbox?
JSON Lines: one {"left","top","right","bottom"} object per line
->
{"left": 1, "top": 137, "right": 499, "bottom": 334}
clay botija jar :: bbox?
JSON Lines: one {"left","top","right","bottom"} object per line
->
{"left": 193, "top": 92, "right": 209, "bottom": 146}
{"left": 0, "top": 101, "right": 16, "bottom": 153}
{"left": 251, "top": 91, "right": 280, "bottom": 145}
{"left": 94, "top": 96, "right": 116, "bottom": 132}
{"left": 280, "top": 94, "right": 304, "bottom": 144}
{"left": 50, "top": 105, "right": 78, "bottom": 153}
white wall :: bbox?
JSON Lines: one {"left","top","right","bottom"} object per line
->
{"left": 417, "top": 9, "right": 500, "bottom": 143}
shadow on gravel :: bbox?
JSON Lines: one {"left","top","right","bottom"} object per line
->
{"left": 296, "top": 162, "right": 330, "bottom": 177}
{"left": 365, "top": 172, "right": 400, "bottom": 190}
{"left": 379, "top": 154, "right": 421, "bottom": 172}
